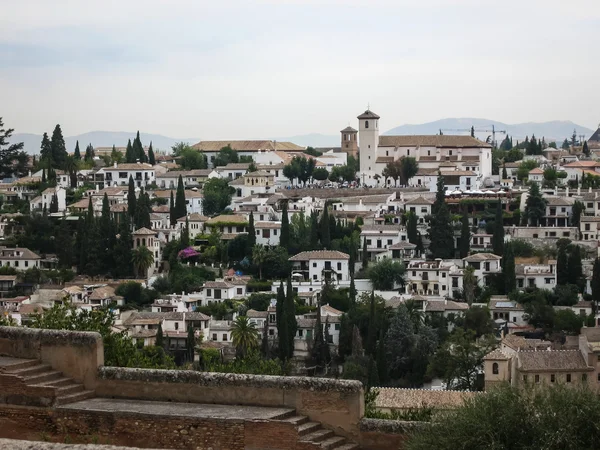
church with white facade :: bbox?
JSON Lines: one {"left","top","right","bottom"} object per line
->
{"left": 350, "top": 109, "right": 493, "bottom": 190}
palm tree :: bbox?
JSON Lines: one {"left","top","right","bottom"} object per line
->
{"left": 252, "top": 245, "right": 268, "bottom": 280}
{"left": 131, "top": 245, "right": 153, "bottom": 278}
{"left": 231, "top": 315, "right": 260, "bottom": 358}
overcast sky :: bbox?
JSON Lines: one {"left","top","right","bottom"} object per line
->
{"left": 2, "top": 0, "right": 599, "bottom": 139}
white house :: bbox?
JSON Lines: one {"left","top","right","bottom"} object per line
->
{"left": 488, "top": 296, "right": 527, "bottom": 331}
{"left": 29, "top": 186, "right": 67, "bottom": 213}
{"left": 191, "top": 141, "right": 304, "bottom": 169}
{"left": 289, "top": 250, "right": 350, "bottom": 283}
{"left": 255, "top": 221, "right": 282, "bottom": 246}
{"left": 527, "top": 167, "right": 544, "bottom": 185}
{"left": 101, "top": 163, "right": 155, "bottom": 188}
{"left": 405, "top": 259, "right": 461, "bottom": 297}
{"left": 360, "top": 225, "right": 408, "bottom": 261}
{"left": 516, "top": 260, "right": 557, "bottom": 290}
{"left": 201, "top": 280, "right": 248, "bottom": 305}
{"left": 0, "top": 247, "right": 41, "bottom": 271}
{"left": 403, "top": 196, "right": 433, "bottom": 223}
{"left": 462, "top": 253, "right": 503, "bottom": 287}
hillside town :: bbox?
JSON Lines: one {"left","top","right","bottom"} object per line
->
{"left": 1, "top": 111, "right": 600, "bottom": 401}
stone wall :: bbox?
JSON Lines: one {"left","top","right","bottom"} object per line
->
{"left": 96, "top": 366, "right": 364, "bottom": 440}
{"left": 0, "top": 405, "right": 310, "bottom": 450}
{"left": 0, "top": 326, "right": 104, "bottom": 390}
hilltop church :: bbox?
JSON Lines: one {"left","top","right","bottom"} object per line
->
{"left": 341, "top": 109, "right": 494, "bottom": 190}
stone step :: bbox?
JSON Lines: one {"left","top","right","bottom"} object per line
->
{"left": 300, "top": 429, "right": 334, "bottom": 443}
{"left": 284, "top": 415, "right": 309, "bottom": 426}
{"left": 36, "top": 377, "right": 75, "bottom": 388}
{"left": 55, "top": 390, "right": 95, "bottom": 406}
{"left": 334, "top": 444, "right": 359, "bottom": 450}
{"left": 55, "top": 384, "right": 85, "bottom": 396}
{"left": 23, "top": 370, "right": 63, "bottom": 384}
{"left": 298, "top": 422, "right": 321, "bottom": 436}
{"left": 0, "top": 358, "right": 40, "bottom": 372}
{"left": 319, "top": 436, "right": 347, "bottom": 449}
{"left": 6, "top": 363, "right": 52, "bottom": 376}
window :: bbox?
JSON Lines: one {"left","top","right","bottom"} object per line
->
{"left": 174, "top": 322, "right": 179, "bottom": 330}
{"left": 492, "top": 363, "right": 499, "bottom": 374}
{"left": 335, "top": 324, "right": 340, "bottom": 330}
{"left": 535, "top": 374, "right": 540, "bottom": 384}
{"left": 206, "top": 289, "right": 212, "bottom": 297}
{"left": 214, "top": 289, "right": 221, "bottom": 300}
{"left": 222, "top": 334, "right": 227, "bottom": 341}
{"left": 522, "top": 375, "right": 527, "bottom": 383}
{"left": 298, "top": 329, "right": 303, "bottom": 337}
{"left": 566, "top": 373, "right": 572, "bottom": 383}
{"left": 313, "top": 262, "right": 317, "bottom": 268}
{"left": 551, "top": 374, "right": 555, "bottom": 383}
{"left": 212, "top": 333, "right": 217, "bottom": 341}
{"left": 269, "top": 329, "right": 274, "bottom": 336}
{"left": 365, "top": 121, "right": 369, "bottom": 129}
{"left": 337, "top": 262, "right": 342, "bottom": 270}
{"left": 237, "top": 288, "right": 243, "bottom": 295}
{"left": 582, "top": 374, "right": 587, "bottom": 382}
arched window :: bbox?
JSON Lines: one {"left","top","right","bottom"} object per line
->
{"left": 492, "top": 363, "right": 499, "bottom": 375}
{"left": 365, "top": 121, "right": 369, "bottom": 129}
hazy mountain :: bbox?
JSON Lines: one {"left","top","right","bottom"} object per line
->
{"left": 384, "top": 118, "right": 596, "bottom": 142}
{"left": 10, "top": 131, "right": 199, "bottom": 154}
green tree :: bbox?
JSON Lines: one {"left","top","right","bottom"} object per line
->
{"left": 502, "top": 163, "right": 508, "bottom": 179}
{"left": 407, "top": 212, "right": 418, "bottom": 245}
{"left": 50, "top": 124, "right": 68, "bottom": 168}
{"left": 567, "top": 244, "right": 583, "bottom": 286}
{"left": 554, "top": 309, "right": 584, "bottom": 334}
{"left": 592, "top": 258, "right": 600, "bottom": 311}
{"left": 280, "top": 202, "right": 290, "bottom": 250}
{"left": 524, "top": 182, "right": 547, "bottom": 226}
{"left": 174, "top": 175, "right": 187, "bottom": 221}
{"left": 127, "top": 176, "right": 136, "bottom": 217}
{"left": 503, "top": 242, "right": 516, "bottom": 294}
{"left": 429, "top": 173, "right": 454, "bottom": 258}
{"left": 213, "top": 144, "right": 240, "bottom": 167}
{"left": 113, "top": 214, "right": 133, "bottom": 278}
{"left": 463, "top": 265, "right": 477, "bottom": 306}
{"left": 460, "top": 212, "right": 470, "bottom": 258}
{"left": 281, "top": 278, "right": 297, "bottom": 360}
{"left": 312, "top": 167, "right": 329, "bottom": 181}
{"left": 175, "top": 144, "right": 208, "bottom": 170}
{"left": 320, "top": 203, "right": 331, "bottom": 248}
{"left": 56, "top": 217, "right": 73, "bottom": 269}
{"left": 84, "top": 143, "right": 95, "bottom": 161}
{"left": 252, "top": 245, "right": 268, "bottom": 280}
{"left": 312, "top": 307, "right": 330, "bottom": 371}
{"left": 40, "top": 132, "right": 53, "bottom": 165}
{"left": 516, "top": 160, "right": 539, "bottom": 181}
{"left": 406, "top": 385, "right": 600, "bottom": 450}
{"left": 132, "top": 245, "right": 153, "bottom": 278}
{"left": 73, "top": 140, "right": 81, "bottom": 160}
{"left": 181, "top": 217, "right": 190, "bottom": 248}
{"left": 148, "top": 142, "right": 156, "bottom": 165}
{"left": 49, "top": 193, "right": 59, "bottom": 213}
{"left": 367, "top": 259, "right": 405, "bottom": 291}
{"left": 231, "top": 315, "right": 260, "bottom": 358}
{"left": 557, "top": 239, "right": 570, "bottom": 286}
{"left": 110, "top": 145, "right": 123, "bottom": 164}
{"left": 134, "top": 189, "right": 151, "bottom": 229}
{"left": 247, "top": 211, "right": 256, "bottom": 251}
{"left": 132, "top": 131, "right": 146, "bottom": 163}
{"left": 571, "top": 201, "right": 585, "bottom": 229}
{"left": 156, "top": 322, "right": 164, "bottom": 348}
{"left": 169, "top": 190, "right": 176, "bottom": 227}
{"left": 492, "top": 201, "right": 504, "bottom": 256}
{"left": 428, "top": 329, "right": 495, "bottom": 391}
{"left": 125, "top": 139, "right": 135, "bottom": 163}
{"left": 202, "top": 178, "right": 235, "bottom": 216}
{"left": 362, "top": 237, "right": 368, "bottom": 270}
{"left": 0, "top": 119, "right": 27, "bottom": 180}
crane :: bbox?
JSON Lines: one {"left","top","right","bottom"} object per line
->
{"left": 440, "top": 125, "right": 507, "bottom": 148}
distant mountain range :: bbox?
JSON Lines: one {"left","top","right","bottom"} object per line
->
{"left": 10, "top": 131, "right": 199, "bottom": 155}
{"left": 275, "top": 119, "right": 597, "bottom": 148}
{"left": 11, "top": 119, "right": 598, "bottom": 154}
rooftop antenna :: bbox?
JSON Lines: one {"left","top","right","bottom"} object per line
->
{"left": 367, "top": 103, "right": 370, "bottom": 110}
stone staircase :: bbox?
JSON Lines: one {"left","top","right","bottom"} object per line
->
{"left": 0, "top": 356, "right": 94, "bottom": 406}
{"left": 283, "top": 414, "right": 359, "bottom": 450}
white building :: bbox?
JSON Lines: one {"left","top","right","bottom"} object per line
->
{"left": 360, "top": 225, "right": 408, "bottom": 261}
{"left": 201, "top": 280, "right": 248, "bottom": 305}
{"left": 255, "top": 221, "right": 282, "bottom": 246}
{"left": 191, "top": 140, "right": 304, "bottom": 169}
{"left": 102, "top": 163, "right": 155, "bottom": 188}
{"left": 405, "top": 259, "right": 461, "bottom": 297}
{"left": 462, "top": 253, "right": 503, "bottom": 287}
{"left": 29, "top": 186, "right": 67, "bottom": 213}
{"left": 516, "top": 260, "right": 557, "bottom": 290}
{"left": 289, "top": 250, "right": 350, "bottom": 283}
{"left": 0, "top": 247, "right": 40, "bottom": 271}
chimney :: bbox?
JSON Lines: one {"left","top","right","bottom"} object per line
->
{"left": 565, "top": 187, "right": 569, "bottom": 197}
{"left": 578, "top": 186, "right": 581, "bottom": 196}
{"left": 114, "top": 162, "right": 117, "bottom": 168}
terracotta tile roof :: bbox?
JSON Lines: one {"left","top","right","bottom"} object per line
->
{"left": 132, "top": 227, "right": 155, "bottom": 235}
{"left": 255, "top": 221, "right": 281, "bottom": 229}
{"left": 192, "top": 140, "right": 303, "bottom": 152}
{"left": 361, "top": 225, "right": 403, "bottom": 232}
{"left": 463, "top": 253, "right": 502, "bottom": 261}
{"left": 357, "top": 110, "right": 380, "bottom": 119}
{"left": 404, "top": 196, "right": 434, "bottom": 205}
{"left": 518, "top": 350, "right": 591, "bottom": 372}
{"left": 379, "top": 135, "right": 491, "bottom": 148}
{"left": 389, "top": 242, "right": 416, "bottom": 250}
{"left": 374, "top": 387, "right": 479, "bottom": 410}
{"left": 206, "top": 214, "right": 248, "bottom": 225}
{"left": 219, "top": 163, "right": 251, "bottom": 170}
{"left": 289, "top": 250, "right": 349, "bottom": 261}
{"left": 341, "top": 126, "right": 357, "bottom": 133}
{"left": 426, "top": 300, "right": 468, "bottom": 312}
{"left": 484, "top": 349, "right": 510, "bottom": 361}
{"left": 502, "top": 334, "right": 551, "bottom": 351}
{"left": 0, "top": 247, "right": 41, "bottom": 260}
{"left": 177, "top": 213, "right": 208, "bottom": 222}
{"left": 89, "top": 286, "right": 115, "bottom": 300}
{"left": 247, "top": 309, "right": 268, "bottom": 319}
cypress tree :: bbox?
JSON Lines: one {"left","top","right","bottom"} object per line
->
{"left": 312, "top": 306, "right": 325, "bottom": 368}
{"left": 349, "top": 272, "right": 357, "bottom": 308}
{"left": 492, "top": 201, "right": 504, "bottom": 256}
{"left": 320, "top": 204, "right": 331, "bottom": 248}
{"left": 280, "top": 202, "right": 290, "bottom": 250}
{"left": 84, "top": 197, "right": 101, "bottom": 275}
{"left": 148, "top": 142, "right": 156, "bottom": 165}
{"left": 169, "top": 190, "right": 176, "bottom": 227}
{"left": 567, "top": 245, "right": 583, "bottom": 286}
{"left": 125, "top": 139, "right": 135, "bottom": 163}
{"left": 187, "top": 324, "right": 195, "bottom": 362}
{"left": 181, "top": 217, "right": 190, "bottom": 248}
{"left": 75, "top": 215, "right": 87, "bottom": 274}
{"left": 460, "top": 212, "right": 470, "bottom": 258}
{"left": 135, "top": 188, "right": 151, "bottom": 229}
{"left": 41, "top": 169, "right": 46, "bottom": 184}
{"left": 592, "top": 258, "right": 600, "bottom": 312}
{"left": 502, "top": 163, "right": 507, "bottom": 179}
{"left": 429, "top": 173, "right": 454, "bottom": 259}
{"left": 99, "top": 193, "right": 115, "bottom": 272}
{"left": 276, "top": 281, "right": 288, "bottom": 361}
{"left": 366, "top": 291, "right": 376, "bottom": 356}
{"left": 56, "top": 217, "right": 73, "bottom": 269}
{"left": 284, "top": 277, "right": 297, "bottom": 360}
{"left": 84, "top": 143, "right": 95, "bottom": 161}
{"left": 49, "top": 193, "right": 59, "bottom": 213}
{"left": 503, "top": 242, "right": 516, "bottom": 294}
{"left": 40, "top": 132, "right": 52, "bottom": 164}
{"left": 247, "top": 211, "right": 256, "bottom": 251}
{"left": 156, "top": 322, "right": 164, "bottom": 348}
{"left": 73, "top": 140, "right": 81, "bottom": 160}
{"left": 50, "top": 124, "right": 67, "bottom": 168}
{"left": 407, "top": 212, "right": 418, "bottom": 244}
{"left": 132, "top": 131, "right": 146, "bottom": 163}
{"left": 174, "top": 175, "right": 187, "bottom": 221}
{"left": 362, "top": 237, "right": 368, "bottom": 270}
{"left": 583, "top": 141, "right": 590, "bottom": 157}
{"left": 114, "top": 213, "right": 133, "bottom": 277}
{"left": 557, "top": 240, "right": 569, "bottom": 286}
{"left": 376, "top": 327, "right": 388, "bottom": 384}
{"left": 309, "top": 211, "right": 319, "bottom": 249}
{"left": 127, "top": 176, "right": 136, "bottom": 217}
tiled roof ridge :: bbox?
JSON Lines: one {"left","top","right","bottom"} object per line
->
{"left": 375, "top": 387, "right": 483, "bottom": 394}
